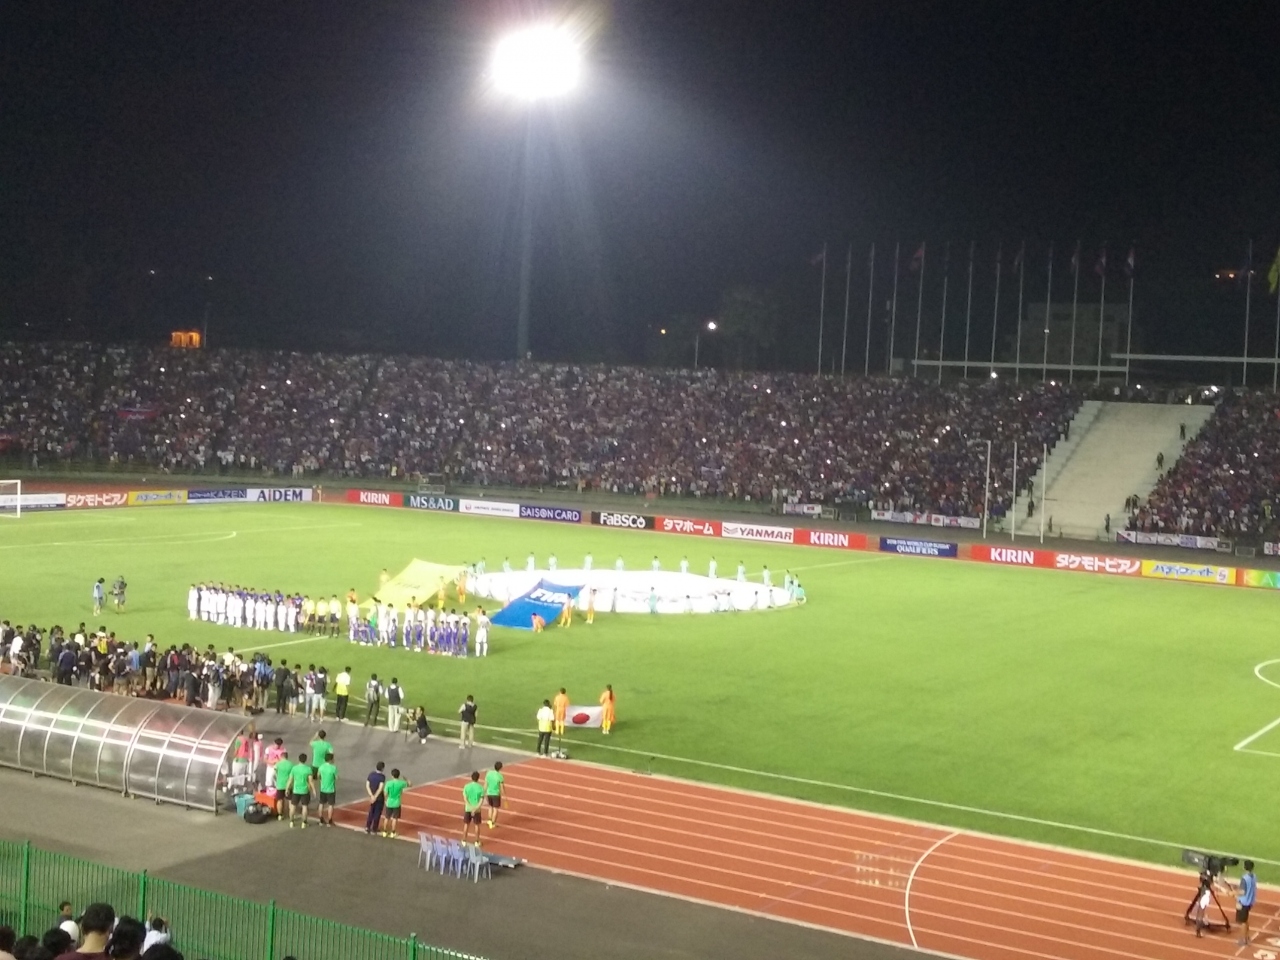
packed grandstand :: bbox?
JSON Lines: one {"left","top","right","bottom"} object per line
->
{"left": 0, "top": 340, "right": 1273, "bottom": 538}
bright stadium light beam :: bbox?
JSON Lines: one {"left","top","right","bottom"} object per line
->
{"left": 491, "top": 25, "right": 581, "bottom": 101}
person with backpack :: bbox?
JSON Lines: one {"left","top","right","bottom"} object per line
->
{"left": 365, "top": 674, "right": 383, "bottom": 727}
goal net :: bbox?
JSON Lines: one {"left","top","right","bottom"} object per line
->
{"left": 0, "top": 479, "right": 21, "bottom": 519}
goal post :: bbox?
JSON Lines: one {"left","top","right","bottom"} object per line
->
{"left": 0, "top": 479, "right": 21, "bottom": 519}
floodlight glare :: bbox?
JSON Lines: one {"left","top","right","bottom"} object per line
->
{"left": 492, "top": 25, "right": 581, "bottom": 101}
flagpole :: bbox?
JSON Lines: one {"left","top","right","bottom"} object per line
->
{"left": 817, "top": 242, "right": 827, "bottom": 375}
{"left": 963, "top": 241, "right": 974, "bottom": 379}
{"left": 864, "top": 243, "right": 875, "bottom": 377}
{"left": 1244, "top": 239, "right": 1253, "bottom": 388}
{"left": 913, "top": 242, "right": 927, "bottom": 377}
{"left": 981, "top": 439, "right": 991, "bottom": 539}
{"left": 1273, "top": 251, "right": 1280, "bottom": 393}
{"left": 1039, "top": 442, "right": 1047, "bottom": 543}
{"left": 1069, "top": 241, "right": 1080, "bottom": 384}
{"left": 888, "top": 241, "right": 900, "bottom": 374}
{"left": 840, "top": 243, "right": 852, "bottom": 376}
{"left": 1014, "top": 241, "right": 1025, "bottom": 382}
{"left": 1042, "top": 243, "right": 1053, "bottom": 383}
{"left": 1124, "top": 248, "right": 1135, "bottom": 386}
{"left": 1011, "top": 440, "right": 1018, "bottom": 542}
{"left": 937, "top": 241, "right": 951, "bottom": 384}
{"left": 989, "top": 244, "right": 1002, "bottom": 375}
{"left": 1096, "top": 246, "right": 1107, "bottom": 385}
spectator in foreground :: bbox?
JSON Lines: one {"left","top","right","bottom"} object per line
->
{"left": 0, "top": 926, "right": 17, "bottom": 960}
{"left": 53, "top": 902, "right": 113, "bottom": 960}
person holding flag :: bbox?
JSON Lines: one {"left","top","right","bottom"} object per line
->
{"left": 599, "top": 684, "right": 616, "bottom": 735}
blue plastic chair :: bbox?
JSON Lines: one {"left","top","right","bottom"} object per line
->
{"left": 445, "top": 838, "right": 467, "bottom": 878}
{"left": 416, "top": 832, "right": 434, "bottom": 871}
{"left": 431, "top": 836, "right": 450, "bottom": 875}
{"left": 466, "top": 844, "right": 492, "bottom": 883}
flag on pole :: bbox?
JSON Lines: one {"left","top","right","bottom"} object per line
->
{"left": 1012, "top": 242, "right": 1024, "bottom": 272}
{"left": 1070, "top": 241, "right": 1080, "bottom": 275}
{"left": 810, "top": 248, "right": 826, "bottom": 266}
{"left": 1125, "top": 247, "right": 1135, "bottom": 278}
{"left": 1269, "top": 244, "right": 1280, "bottom": 295}
{"left": 565, "top": 705, "right": 603, "bottom": 728}
{"left": 1095, "top": 249, "right": 1107, "bottom": 277}
{"left": 909, "top": 243, "right": 925, "bottom": 271}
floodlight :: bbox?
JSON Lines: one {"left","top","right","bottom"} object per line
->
{"left": 706, "top": 321, "right": 718, "bottom": 331}
{"left": 492, "top": 25, "right": 581, "bottom": 101}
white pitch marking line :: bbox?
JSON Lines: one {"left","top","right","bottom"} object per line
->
{"left": 1234, "top": 716, "right": 1280, "bottom": 753}
{"left": 1254, "top": 659, "right": 1280, "bottom": 691}
{"left": 905, "top": 831, "right": 959, "bottom": 949}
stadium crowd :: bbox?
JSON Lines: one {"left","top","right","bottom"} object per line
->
{"left": 1128, "top": 391, "right": 1280, "bottom": 540}
{"left": 0, "top": 342, "right": 1084, "bottom": 516}
{"left": 0, "top": 903, "right": 180, "bottom": 960}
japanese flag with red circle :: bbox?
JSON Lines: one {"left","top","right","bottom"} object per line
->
{"left": 566, "top": 705, "right": 603, "bottom": 728}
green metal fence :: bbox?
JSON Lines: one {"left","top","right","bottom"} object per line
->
{"left": 0, "top": 841, "right": 484, "bottom": 960}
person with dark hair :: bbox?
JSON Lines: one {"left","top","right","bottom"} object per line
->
{"left": 105, "top": 918, "right": 144, "bottom": 960}
{"left": 141, "top": 918, "right": 169, "bottom": 955}
{"left": 21, "top": 947, "right": 52, "bottom": 960}
{"left": 53, "top": 902, "right": 113, "bottom": 960}
{"left": 365, "top": 761, "right": 386, "bottom": 835}
{"left": 40, "top": 929, "right": 72, "bottom": 958}
{"left": 139, "top": 946, "right": 183, "bottom": 960}
{"left": 57, "top": 904, "right": 78, "bottom": 944}
{"left": 11, "top": 936, "right": 37, "bottom": 960}
{"left": 0, "top": 926, "right": 17, "bottom": 960}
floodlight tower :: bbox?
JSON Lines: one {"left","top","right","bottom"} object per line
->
{"left": 491, "top": 25, "right": 582, "bottom": 360}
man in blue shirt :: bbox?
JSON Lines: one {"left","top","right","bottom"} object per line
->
{"left": 365, "top": 761, "right": 387, "bottom": 835}
{"left": 1235, "top": 859, "right": 1257, "bottom": 946}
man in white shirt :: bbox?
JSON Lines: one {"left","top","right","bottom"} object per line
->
{"left": 536, "top": 699, "right": 555, "bottom": 755}
{"left": 475, "top": 609, "right": 490, "bottom": 657}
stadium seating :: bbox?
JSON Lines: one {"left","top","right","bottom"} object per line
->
{"left": 0, "top": 341, "right": 1082, "bottom": 516}
{"left": 1129, "top": 391, "right": 1280, "bottom": 540}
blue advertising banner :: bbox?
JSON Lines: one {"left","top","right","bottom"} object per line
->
{"left": 878, "top": 537, "right": 958, "bottom": 558}
{"left": 187, "top": 487, "right": 248, "bottom": 502}
{"left": 519, "top": 504, "right": 583, "bottom": 524}
{"left": 406, "top": 494, "right": 459, "bottom": 512}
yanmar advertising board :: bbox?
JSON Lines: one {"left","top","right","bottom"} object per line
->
{"left": 879, "top": 537, "right": 958, "bottom": 558}
{"left": 519, "top": 504, "right": 583, "bottom": 524}
{"left": 66, "top": 491, "right": 129, "bottom": 509}
{"left": 721, "top": 521, "right": 795, "bottom": 544}
{"left": 127, "top": 490, "right": 188, "bottom": 506}
{"left": 345, "top": 489, "right": 404, "bottom": 508}
{"left": 656, "top": 516, "right": 722, "bottom": 537}
{"left": 1140, "top": 560, "right": 1234, "bottom": 585}
{"left": 591, "top": 511, "right": 656, "bottom": 530}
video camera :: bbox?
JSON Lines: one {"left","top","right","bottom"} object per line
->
{"left": 1182, "top": 849, "right": 1240, "bottom": 878}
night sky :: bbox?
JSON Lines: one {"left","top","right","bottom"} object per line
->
{"left": 3, "top": 1, "right": 1279, "bottom": 367}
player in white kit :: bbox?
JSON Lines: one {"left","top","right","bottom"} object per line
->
{"left": 188, "top": 585, "right": 199, "bottom": 621}
{"left": 474, "top": 609, "right": 490, "bottom": 657}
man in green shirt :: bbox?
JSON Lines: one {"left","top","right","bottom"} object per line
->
{"left": 273, "top": 753, "right": 294, "bottom": 821}
{"left": 461, "top": 770, "right": 485, "bottom": 846}
{"left": 316, "top": 751, "right": 338, "bottom": 827}
{"left": 310, "top": 730, "right": 331, "bottom": 766}
{"left": 383, "top": 768, "right": 409, "bottom": 839}
{"left": 484, "top": 761, "right": 507, "bottom": 830}
{"left": 288, "top": 752, "right": 315, "bottom": 829}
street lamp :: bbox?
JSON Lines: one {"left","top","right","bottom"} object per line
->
{"left": 491, "top": 25, "right": 582, "bottom": 360}
{"left": 694, "top": 320, "right": 718, "bottom": 369}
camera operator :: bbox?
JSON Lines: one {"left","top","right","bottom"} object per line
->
{"left": 1192, "top": 861, "right": 1230, "bottom": 937}
{"left": 1231, "top": 859, "right": 1257, "bottom": 946}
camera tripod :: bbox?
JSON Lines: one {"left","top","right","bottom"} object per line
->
{"left": 1184, "top": 879, "right": 1231, "bottom": 936}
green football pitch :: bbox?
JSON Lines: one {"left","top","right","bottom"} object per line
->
{"left": 4, "top": 502, "right": 1279, "bottom": 872}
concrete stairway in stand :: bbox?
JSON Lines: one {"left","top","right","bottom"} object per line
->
{"left": 1013, "top": 401, "right": 1215, "bottom": 540}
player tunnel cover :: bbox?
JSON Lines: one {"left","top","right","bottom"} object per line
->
{"left": 490, "top": 580, "right": 583, "bottom": 630}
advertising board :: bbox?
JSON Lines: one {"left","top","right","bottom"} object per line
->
{"left": 0, "top": 493, "right": 66, "bottom": 511}
{"left": 1053, "top": 553, "right": 1141, "bottom": 575}
{"left": 1139, "top": 560, "right": 1234, "bottom": 585}
{"left": 65, "top": 491, "right": 129, "bottom": 509}
{"left": 879, "top": 537, "right": 958, "bottom": 558}
{"left": 590, "top": 511, "right": 656, "bottom": 530}
{"left": 248, "top": 487, "right": 315, "bottom": 502}
{"left": 518, "top": 504, "right": 583, "bottom": 524}
{"left": 1239, "top": 569, "right": 1280, "bottom": 590}
{"left": 405, "top": 494, "right": 458, "bottom": 512}
{"left": 721, "top": 521, "right": 796, "bottom": 544}
{"left": 799, "top": 529, "right": 868, "bottom": 550}
{"left": 345, "top": 489, "right": 403, "bottom": 508}
{"left": 187, "top": 488, "right": 247, "bottom": 503}
{"left": 781, "top": 503, "right": 822, "bottom": 517}
{"left": 458, "top": 498, "right": 520, "bottom": 519}
{"left": 127, "top": 490, "right": 188, "bottom": 506}
{"left": 656, "top": 516, "right": 722, "bottom": 537}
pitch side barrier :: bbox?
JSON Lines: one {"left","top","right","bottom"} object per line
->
{"left": 43, "top": 484, "right": 316, "bottom": 510}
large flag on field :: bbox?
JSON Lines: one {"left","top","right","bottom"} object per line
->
{"left": 490, "top": 580, "right": 582, "bottom": 630}
{"left": 565, "top": 705, "right": 603, "bottom": 728}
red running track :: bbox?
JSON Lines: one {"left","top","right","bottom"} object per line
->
{"left": 333, "top": 758, "right": 1275, "bottom": 960}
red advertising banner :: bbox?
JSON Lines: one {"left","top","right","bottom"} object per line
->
{"left": 655, "top": 516, "right": 722, "bottom": 537}
{"left": 971, "top": 544, "right": 1142, "bottom": 577}
{"left": 65, "top": 491, "right": 130, "bottom": 509}
{"left": 798, "top": 528, "right": 869, "bottom": 551}
{"left": 345, "top": 489, "right": 404, "bottom": 508}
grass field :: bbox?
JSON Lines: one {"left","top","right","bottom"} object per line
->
{"left": 4, "top": 502, "right": 1279, "bottom": 874}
